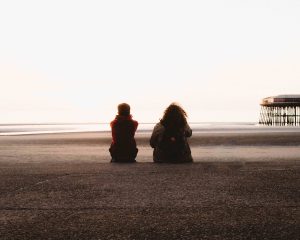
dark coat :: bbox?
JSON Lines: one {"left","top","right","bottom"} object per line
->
{"left": 109, "top": 115, "right": 138, "bottom": 162}
{"left": 150, "top": 123, "right": 193, "bottom": 163}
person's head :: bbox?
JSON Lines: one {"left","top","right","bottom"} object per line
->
{"left": 160, "top": 103, "right": 188, "bottom": 130}
{"left": 118, "top": 103, "right": 131, "bottom": 116}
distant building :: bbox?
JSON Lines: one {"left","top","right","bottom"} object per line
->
{"left": 259, "top": 95, "right": 300, "bottom": 126}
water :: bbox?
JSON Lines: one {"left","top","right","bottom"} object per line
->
{"left": 1, "top": 122, "right": 300, "bottom": 136}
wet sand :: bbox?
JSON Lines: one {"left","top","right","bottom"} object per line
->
{"left": 0, "top": 132, "right": 299, "bottom": 239}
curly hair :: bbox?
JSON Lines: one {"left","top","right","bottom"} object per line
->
{"left": 160, "top": 103, "right": 188, "bottom": 131}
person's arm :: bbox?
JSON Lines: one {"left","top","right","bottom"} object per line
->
{"left": 110, "top": 120, "right": 117, "bottom": 144}
{"left": 133, "top": 120, "right": 138, "bottom": 133}
{"left": 150, "top": 123, "right": 163, "bottom": 148}
{"left": 184, "top": 123, "right": 192, "bottom": 138}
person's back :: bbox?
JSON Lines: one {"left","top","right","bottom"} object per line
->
{"left": 150, "top": 103, "right": 193, "bottom": 163}
{"left": 109, "top": 103, "right": 138, "bottom": 163}
{"left": 159, "top": 127, "right": 187, "bottom": 161}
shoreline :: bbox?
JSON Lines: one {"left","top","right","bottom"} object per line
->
{"left": 1, "top": 132, "right": 300, "bottom": 164}
{"left": 1, "top": 122, "right": 300, "bottom": 136}
{"left": 2, "top": 130, "right": 300, "bottom": 145}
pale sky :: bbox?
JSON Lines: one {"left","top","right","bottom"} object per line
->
{"left": 1, "top": 0, "right": 300, "bottom": 123}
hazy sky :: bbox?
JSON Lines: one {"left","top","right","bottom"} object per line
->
{"left": 1, "top": 0, "right": 300, "bottom": 123}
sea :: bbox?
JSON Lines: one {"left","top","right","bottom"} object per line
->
{"left": 1, "top": 122, "right": 300, "bottom": 136}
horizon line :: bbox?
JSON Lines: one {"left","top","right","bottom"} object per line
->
{"left": 0, "top": 121, "right": 257, "bottom": 126}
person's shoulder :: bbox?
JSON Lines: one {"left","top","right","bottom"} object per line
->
{"left": 130, "top": 117, "right": 138, "bottom": 124}
{"left": 129, "top": 117, "right": 138, "bottom": 129}
{"left": 110, "top": 118, "right": 118, "bottom": 126}
{"left": 153, "top": 122, "right": 164, "bottom": 131}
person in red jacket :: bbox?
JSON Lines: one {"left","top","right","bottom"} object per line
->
{"left": 109, "top": 103, "right": 138, "bottom": 163}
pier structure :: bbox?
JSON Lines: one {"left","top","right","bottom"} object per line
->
{"left": 259, "top": 95, "right": 300, "bottom": 126}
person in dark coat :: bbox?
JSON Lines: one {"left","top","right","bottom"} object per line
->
{"left": 109, "top": 103, "right": 138, "bottom": 163}
{"left": 150, "top": 103, "right": 193, "bottom": 163}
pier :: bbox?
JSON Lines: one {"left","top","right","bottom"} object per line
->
{"left": 259, "top": 95, "right": 300, "bottom": 126}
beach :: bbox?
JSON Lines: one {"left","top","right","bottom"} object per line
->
{"left": 0, "top": 131, "right": 299, "bottom": 239}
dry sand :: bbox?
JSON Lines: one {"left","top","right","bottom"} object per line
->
{"left": 0, "top": 132, "right": 299, "bottom": 239}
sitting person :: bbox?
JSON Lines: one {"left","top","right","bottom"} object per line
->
{"left": 109, "top": 103, "right": 138, "bottom": 163}
{"left": 150, "top": 103, "right": 193, "bottom": 163}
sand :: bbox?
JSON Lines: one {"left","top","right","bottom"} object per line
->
{"left": 0, "top": 132, "right": 299, "bottom": 239}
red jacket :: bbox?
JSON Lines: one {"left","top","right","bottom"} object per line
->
{"left": 110, "top": 115, "right": 138, "bottom": 146}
